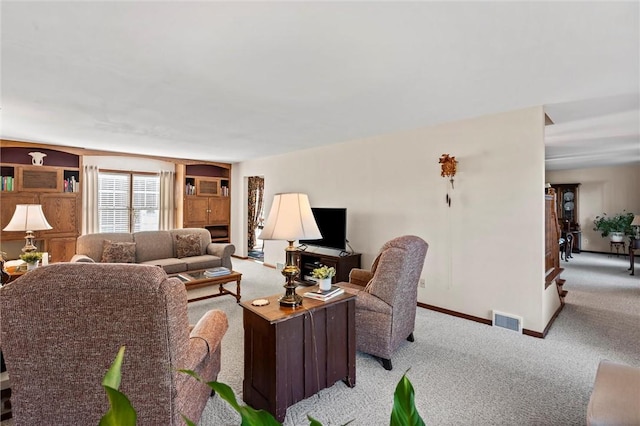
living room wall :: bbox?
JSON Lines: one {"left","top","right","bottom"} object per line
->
{"left": 232, "top": 107, "right": 554, "bottom": 333}
{"left": 546, "top": 164, "right": 640, "bottom": 253}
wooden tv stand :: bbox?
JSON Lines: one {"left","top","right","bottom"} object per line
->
{"left": 294, "top": 251, "right": 361, "bottom": 285}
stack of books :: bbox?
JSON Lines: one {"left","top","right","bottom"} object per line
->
{"left": 303, "top": 285, "right": 344, "bottom": 301}
{"left": 204, "top": 267, "right": 231, "bottom": 277}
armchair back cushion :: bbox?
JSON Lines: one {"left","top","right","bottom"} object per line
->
{"left": 0, "top": 262, "right": 227, "bottom": 425}
{"left": 344, "top": 235, "right": 428, "bottom": 365}
{"left": 366, "top": 236, "right": 428, "bottom": 308}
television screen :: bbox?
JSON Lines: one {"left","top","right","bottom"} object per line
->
{"left": 299, "top": 208, "right": 347, "bottom": 251}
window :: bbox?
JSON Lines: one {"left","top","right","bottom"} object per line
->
{"left": 98, "top": 172, "right": 160, "bottom": 233}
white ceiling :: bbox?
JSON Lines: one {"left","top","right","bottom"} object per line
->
{"left": 1, "top": 1, "right": 638, "bottom": 170}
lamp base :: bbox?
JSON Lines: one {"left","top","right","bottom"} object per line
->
{"left": 278, "top": 240, "right": 303, "bottom": 307}
{"left": 278, "top": 292, "right": 303, "bottom": 307}
{"left": 22, "top": 232, "right": 38, "bottom": 253}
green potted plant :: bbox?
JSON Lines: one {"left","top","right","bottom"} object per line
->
{"left": 19, "top": 252, "right": 43, "bottom": 271}
{"left": 592, "top": 211, "right": 635, "bottom": 242}
{"left": 103, "top": 346, "right": 425, "bottom": 426}
{"left": 311, "top": 265, "right": 336, "bottom": 291}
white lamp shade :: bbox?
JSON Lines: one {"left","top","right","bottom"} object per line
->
{"left": 259, "top": 193, "right": 322, "bottom": 241}
{"left": 3, "top": 204, "right": 53, "bottom": 232}
{"left": 632, "top": 215, "right": 640, "bottom": 227}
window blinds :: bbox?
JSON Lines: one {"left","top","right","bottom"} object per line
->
{"left": 98, "top": 172, "right": 160, "bottom": 233}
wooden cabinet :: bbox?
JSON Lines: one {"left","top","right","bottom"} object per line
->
{"left": 184, "top": 196, "right": 230, "bottom": 226}
{"left": 0, "top": 193, "right": 39, "bottom": 240}
{"left": 241, "top": 290, "right": 356, "bottom": 422}
{"left": 551, "top": 183, "right": 580, "bottom": 228}
{"left": 550, "top": 183, "right": 581, "bottom": 252}
{"left": 195, "top": 177, "right": 220, "bottom": 196}
{"left": 0, "top": 144, "right": 81, "bottom": 262}
{"left": 182, "top": 164, "right": 231, "bottom": 242}
{"left": 294, "top": 251, "right": 361, "bottom": 285}
{"left": 1, "top": 141, "right": 235, "bottom": 261}
{"left": 19, "top": 167, "right": 63, "bottom": 192}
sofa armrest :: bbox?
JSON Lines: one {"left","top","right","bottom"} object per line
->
{"left": 206, "top": 243, "right": 236, "bottom": 270}
{"left": 587, "top": 360, "right": 640, "bottom": 425}
{"left": 349, "top": 268, "right": 373, "bottom": 287}
{"left": 70, "top": 254, "right": 95, "bottom": 263}
{"left": 189, "top": 309, "right": 229, "bottom": 356}
{"left": 176, "top": 310, "right": 229, "bottom": 402}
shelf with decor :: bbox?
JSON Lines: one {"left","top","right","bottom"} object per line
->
{"left": 0, "top": 144, "right": 82, "bottom": 262}
{"left": 181, "top": 163, "right": 232, "bottom": 242}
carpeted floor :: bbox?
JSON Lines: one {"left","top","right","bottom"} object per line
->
{"left": 2, "top": 253, "right": 636, "bottom": 425}
{"left": 188, "top": 252, "right": 639, "bottom": 426}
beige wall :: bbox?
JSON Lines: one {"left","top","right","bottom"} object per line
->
{"left": 232, "top": 107, "right": 556, "bottom": 333}
{"left": 546, "top": 164, "right": 640, "bottom": 253}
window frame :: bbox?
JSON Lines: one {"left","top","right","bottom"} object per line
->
{"left": 98, "top": 169, "right": 160, "bottom": 233}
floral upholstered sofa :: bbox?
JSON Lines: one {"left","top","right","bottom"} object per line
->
{"left": 71, "top": 228, "right": 235, "bottom": 274}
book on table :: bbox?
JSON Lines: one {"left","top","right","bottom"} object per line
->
{"left": 303, "top": 285, "right": 344, "bottom": 301}
{"left": 176, "top": 274, "right": 192, "bottom": 283}
{"left": 204, "top": 267, "right": 231, "bottom": 277}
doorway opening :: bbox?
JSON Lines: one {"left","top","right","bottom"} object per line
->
{"left": 247, "top": 176, "right": 264, "bottom": 262}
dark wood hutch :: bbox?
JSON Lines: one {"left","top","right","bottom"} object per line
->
{"left": 549, "top": 183, "right": 581, "bottom": 253}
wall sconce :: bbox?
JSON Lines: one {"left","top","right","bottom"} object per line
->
{"left": 439, "top": 154, "right": 458, "bottom": 207}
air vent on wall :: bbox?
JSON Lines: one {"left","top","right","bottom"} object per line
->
{"left": 492, "top": 310, "right": 523, "bottom": 333}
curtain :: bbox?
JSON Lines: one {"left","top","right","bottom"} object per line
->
{"left": 159, "top": 170, "right": 175, "bottom": 230}
{"left": 82, "top": 165, "right": 99, "bottom": 234}
{"left": 247, "top": 176, "right": 264, "bottom": 251}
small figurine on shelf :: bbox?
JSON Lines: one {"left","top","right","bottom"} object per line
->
{"left": 28, "top": 151, "right": 47, "bottom": 166}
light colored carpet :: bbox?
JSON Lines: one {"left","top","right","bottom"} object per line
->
{"left": 2, "top": 253, "right": 636, "bottom": 425}
{"left": 189, "top": 252, "right": 640, "bottom": 426}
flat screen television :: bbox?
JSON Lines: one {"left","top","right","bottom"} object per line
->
{"left": 299, "top": 207, "right": 347, "bottom": 251}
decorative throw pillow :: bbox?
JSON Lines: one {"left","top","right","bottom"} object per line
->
{"left": 101, "top": 241, "right": 136, "bottom": 263}
{"left": 175, "top": 234, "right": 201, "bottom": 258}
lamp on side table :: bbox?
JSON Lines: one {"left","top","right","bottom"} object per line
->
{"left": 3, "top": 204, "right": 52, "bottom": 253}
{"left": 258, "top": 193, "right": 321, "bottom": 307}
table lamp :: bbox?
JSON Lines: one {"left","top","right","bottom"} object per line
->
{"left": 259, "top": 193, "right": 321, "bottom": 307}
{"left": 3, "top": 204, "right": 53, "bottom": 253}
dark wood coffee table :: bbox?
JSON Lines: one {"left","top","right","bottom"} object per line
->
{"left": 170, "top": 269, "right": 242, "bottom": 303}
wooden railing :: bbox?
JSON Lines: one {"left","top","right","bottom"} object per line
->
{"left": 545, "top": 188, "right": 566, "bottom": 302}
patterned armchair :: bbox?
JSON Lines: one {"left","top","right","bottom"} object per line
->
{"left": 0, "top": 263, "right": 228, "bottom": 425}
{"left": 341, "top": 235, "right": 428, "bottom": 370}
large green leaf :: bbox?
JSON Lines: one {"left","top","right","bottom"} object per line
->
{"left": 308, "top": 414, "right": 353, "bottom": 425}
{"left": 102, "top": 346, "right": 125, "bottom": 390}
{"left": 179, "top": 369, "right": 281, "bottom": 426}
{"left": 208, "top": 380, "right": 281, "bottom": 426}
{"left": 390, "top": 372, "right": 425, "bottom": 426}
{"left": 99, "top": 346, "right": 137, "bottom": 426}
